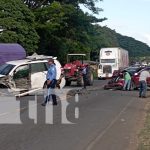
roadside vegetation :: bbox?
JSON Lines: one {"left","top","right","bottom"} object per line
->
{"left": 0, "top": 0, "right": 150, "bottom": 63}
{"left": 138, "top": 104, "right": 150, "bottom": 150}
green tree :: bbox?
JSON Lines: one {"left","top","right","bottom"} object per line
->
{"left": 117, "top": 33, "right": 150, "bottom": 58}
{"left": 23, "top": 0, "right": 108, "bottom": 62}
{"left": 34, "top": 1, "right": 106, "bottom": 62}
{"left": 24, "top": 0, "right": 103, "bottom": 14}
{"left": 0, "top": 0, "right": 39, "bottom": 54}
{"left": 89, "top": 25, "right": 119, "bottom": 60}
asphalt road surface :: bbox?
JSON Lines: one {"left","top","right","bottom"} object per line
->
{"left": 0, "top": 80, "right": 149, "bottom": 150}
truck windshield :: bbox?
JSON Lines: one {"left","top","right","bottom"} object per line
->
{"left": 0, "top": 64, "right": 15, "bottom": 75}
{"left": 101, "top": 59, "right": 115, "bottom": 63}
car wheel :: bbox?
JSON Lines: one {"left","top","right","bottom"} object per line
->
{"left": 0, "top": 84, "right": 11, "bottom": 96}
{"left": 130, "top": 81, "right": 137, "bottom": 90}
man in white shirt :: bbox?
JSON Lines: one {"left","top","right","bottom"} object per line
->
{"left": 139, "top": 69, "right": 150, "bottom": 98}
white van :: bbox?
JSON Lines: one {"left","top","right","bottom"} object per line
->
{"left": 0, "top": 56, "right": 66, "bottom": 96}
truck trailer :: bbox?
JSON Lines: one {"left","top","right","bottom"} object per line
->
{"left": 98, "top": 47, "right": 129, "bottom": 79}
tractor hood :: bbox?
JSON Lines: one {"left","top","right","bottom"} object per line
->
{"left": 64, "top": 63, "right": 73, "bottom": 69}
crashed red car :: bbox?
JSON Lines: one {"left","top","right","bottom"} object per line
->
{"left": 104, "top": 66, "right": 145, "bottom": 90}
{"left": 131, "top": 67, "right": 150, "bottom": 89}
{"left": 104, "top": 76, "right": 124, "bottom": 90}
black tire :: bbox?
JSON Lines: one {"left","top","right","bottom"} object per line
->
{"left": 130, "top": 81, "right": 138, "bottom": 90}
{"left": 104, "top": 85, "right": 108, "bottom": 90}
{"left": 115, "top": 85, "right": 123, "bottom": 90}
{"left": 87, "top": 73, "right": 94, "bottom": 85}
{"left": 66, "top": 80, "right": 71, "bottom": 86}
{"left": 0, "top": 84, "right": 11, "bottom": 96}
{"left": 77, "top": 77, "right": 84, "bottom": 86}
{"left": 86, "top": 67, "right": 94, "bottom": 86}
{"left": 43, "top": 80, "right": 47, "bottom": 89}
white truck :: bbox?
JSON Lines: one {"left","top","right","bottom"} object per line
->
{"left": 98, "top": 47, "right": 129, "bottom": 79}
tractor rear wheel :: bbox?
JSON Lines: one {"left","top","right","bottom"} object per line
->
{"left": 66, "top": 80, "right": 71, "bottom": 86}
{"left": 87, "top": 72, "right": 94, "bottom": 85}
{"left": 77, "top": 77, "right": 84, "bottom": 86}
{"left": 86, "top": 67, "right": 94, "bottom": 86}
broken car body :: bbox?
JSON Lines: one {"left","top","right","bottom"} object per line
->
{"left": 0, "top": 56, "right": 66, "bottom": 96}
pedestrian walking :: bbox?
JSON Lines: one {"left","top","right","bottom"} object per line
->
{"left": 123, "top": 71, "right": 131, "bottom": 91}
{"left": 139, "top": 69, "right": 150, "bottom": 98}
{"left": 41, "top": 58, "right": 57, "bottom": 106}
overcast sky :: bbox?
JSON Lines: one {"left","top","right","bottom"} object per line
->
{"left": 81, "top": 0, "right": 150, "bottom": 46}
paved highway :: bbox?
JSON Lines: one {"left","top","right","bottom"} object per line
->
{"left": 0, "top": 80, "right": 148, "bottom": 150}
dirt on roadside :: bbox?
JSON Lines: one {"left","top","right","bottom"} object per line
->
{"left": 127, "top": 99, "right": 150, "bottom": 150}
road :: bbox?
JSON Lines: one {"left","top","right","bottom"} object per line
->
{"left": 0, "top": 80, "right": 149, "bottom": 150}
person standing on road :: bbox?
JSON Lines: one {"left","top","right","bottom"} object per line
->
{"left": 123, "top": 71, "right": 131, "bottom": 91}
{"left": 82, "top": 64, "right": 88, "bottom": 89}
{"left": 139, "top": 69, "right": 150, "bottom": 98}
{"left": 42, "top": 58, "right": 57, "bottom": 106}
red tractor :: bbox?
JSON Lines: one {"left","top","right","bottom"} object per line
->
{"left": 62, "top": 54, "right": 94, "bottom": 86}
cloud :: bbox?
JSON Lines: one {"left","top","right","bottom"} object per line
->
{"left": 142, "top": 34, "right": 150, "bottom": 46}
{"left": 98, "top": 19, "right": 150, "bottom": 47}
{"left": 131, "top": 32, "right": 150, "bottom": 46}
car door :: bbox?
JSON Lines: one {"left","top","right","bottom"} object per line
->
{"left": 13, "top": 64, "right": 30, "bottom": 90}
{"left": 30, "top": 62, "right": 47, "bottom": 89}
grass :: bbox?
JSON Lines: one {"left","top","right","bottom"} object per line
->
{"left": 138, "top": 108, "right": 150, "bottom": 150}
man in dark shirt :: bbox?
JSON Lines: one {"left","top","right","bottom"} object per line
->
{"left": 82, "top": 64, "right": 88, "bottom": 89}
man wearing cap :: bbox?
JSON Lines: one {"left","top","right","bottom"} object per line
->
{"left": 42, "top": 58, "right": 57, "bottom": 106}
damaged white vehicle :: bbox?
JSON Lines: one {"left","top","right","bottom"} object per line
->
{"left": 0, "top": 55, "right": 66, "bottom": 96}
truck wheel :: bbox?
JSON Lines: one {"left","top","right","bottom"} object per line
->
{"left": 66, "top": 80, "right": 71, "bottom": 86}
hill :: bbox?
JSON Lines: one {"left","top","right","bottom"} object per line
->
{"left": 90, "top": 25, "right": 150, "bottom": 62}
